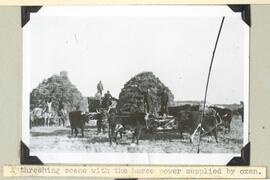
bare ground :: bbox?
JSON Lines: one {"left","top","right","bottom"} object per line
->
{"left": 30, "top": 116, "right": 243, "bottom": 153}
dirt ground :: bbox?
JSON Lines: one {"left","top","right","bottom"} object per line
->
{"left": 30, "top": 116, "right": 243, "bottom": 153}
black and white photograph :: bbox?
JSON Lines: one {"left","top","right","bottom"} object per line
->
{"left": 22, "top": 6, "right": 249, "bottom": 164}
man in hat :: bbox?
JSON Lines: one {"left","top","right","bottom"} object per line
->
{"left": 58, "top": 100, "right": 66, "bottom": 126}
{"left": 143, "top": 89, "right": 152, "bottom": 114}
{"left": 97, "top": 80, "right": 104, "bottom": 95}
{"left": 44, "top": 97, "right": 53, "bottom": 126}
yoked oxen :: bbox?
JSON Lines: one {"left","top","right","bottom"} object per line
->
{"left": 108, "top": 109, "right": 146, "bottom": 145}
{"left": 69, "top": 111, "right": 89, "bottom": 137}
{"left": 30, "top": 107, "right": 53, "bottom": 128}
{"left": 177, "top": 108, "right": 222, "bottom": 143}
{"left": 209, "top": 106, "right": 233, "bottom": 131}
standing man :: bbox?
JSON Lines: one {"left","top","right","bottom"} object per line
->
{"left": 97, "top": 80, "right": 104, "bottom": 95}
{"left": 160, "top": 88, "right": 169, "bottom": 117}
{"left": 136, "top": 87, "right": 152, "bottom": 129}
{"left": 103, "top": 90, "right": 112, "bottom": 109}
{"left": 95, "top": 91, "right": 102, "bottom": 108}
{"left": 143, "top": 89, "right": 152, "bottom": 114}
{"left": 137, "top": 86, "right": 152, "bottom": 114}
{"left": 142, "top": 88, "right": 152, "bottom": 129}
{"left": 239, "top": 101, "right": 244, "bottom": 123}
{"left": 58, "top": 100, "right": 66, "bottom": 126}
{"left": 58, "top": 100, "right": 64, "bottom": 112}
{"left": 46, "top": 97, "right": 52, "bottom": 113}
{"left": 44, "top": 97, "right": 53, "bottom": 126}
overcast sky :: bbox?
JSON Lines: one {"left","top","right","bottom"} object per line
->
{"left": 26, "top": 6, "right": 249, "bottom": 104}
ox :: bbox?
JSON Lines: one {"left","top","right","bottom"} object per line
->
{"left": 209, "top": 106, "right": 233, "bottom": 131}
{"left": 177, "top": 109, "right": 221, "bottom": 143}
{"left": 168, "top": 104, "right": 200, "bottom": 117}
{"left": 69, "top": 111, "right": 89, "bottom": 137}
{"left": 108, "top": 110, "right": 146, "bottom": 145}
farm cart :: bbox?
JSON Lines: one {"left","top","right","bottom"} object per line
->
{"left": 108, "top": 111, "right": 178, "bottom": 144}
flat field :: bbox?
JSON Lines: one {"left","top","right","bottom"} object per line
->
{"left": 30, "top": 116, "right": 243, "bottom": 153}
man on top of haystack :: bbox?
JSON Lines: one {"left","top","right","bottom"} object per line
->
{"left": 97, "top": 80, "right": 104, "bottom": 95}
{"left": 95, "top": 80, "right": 104, "bottom": 109}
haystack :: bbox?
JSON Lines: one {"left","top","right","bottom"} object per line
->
{"left": 117, "top": 72, "right": 174, "bottom": 113}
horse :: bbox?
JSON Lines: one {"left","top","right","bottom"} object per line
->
{"left": 30, "top": 107, "right": 53, "bottom": 127}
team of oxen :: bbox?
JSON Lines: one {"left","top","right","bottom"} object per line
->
{"left": 30, "top": 100, "right": 243, "bottom": 145}
{"left": 65, "top": 104, "right": 244, "bottom": 145}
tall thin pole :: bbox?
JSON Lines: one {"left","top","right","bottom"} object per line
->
{"left": 197, "top": 16, "right": 225, "bottom": 153}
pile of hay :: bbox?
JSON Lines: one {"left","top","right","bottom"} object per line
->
{"left": 117, "top": 72, "right": 174, "bottom": 113}
{"left": 30, "top": 71, "right": 87, "bottom": 112}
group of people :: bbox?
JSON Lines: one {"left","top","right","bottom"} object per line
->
{"left": 30, "top": 97, "right": 67, "bottom": 128}
{"left": 96, "top": 80, "right": 113, "bottom": 111}
{"left": 95, "top": 81, "right": 114, "bottom": 134}
{"left": 38, "top": 80, "right": 111, "bottom": 124}
{"left": 31, "top": 79, "right": 170, "bottom": 129}
{"left": 97, "top": 80, "right": 170, "bottom": 116}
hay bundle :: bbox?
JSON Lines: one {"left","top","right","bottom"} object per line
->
{"left": 30, "top": 71, "right": 86, "bottom": 112}
{"left": 117, "top": 72, "right": 174, "bottom": 113}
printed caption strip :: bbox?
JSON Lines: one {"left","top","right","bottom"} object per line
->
{"left": 3, "top": 165, "right": 266, "bottom": 178}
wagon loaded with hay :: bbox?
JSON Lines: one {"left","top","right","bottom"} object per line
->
{"left": 115, "top": 72, "right": 178, "bottom": 130}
